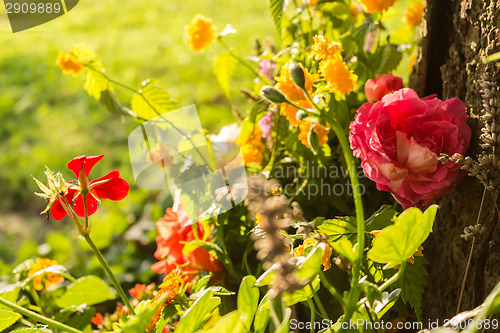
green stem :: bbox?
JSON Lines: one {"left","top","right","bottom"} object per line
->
{"left": 0, "top": 296, "right": 83, "bottom": 333}
{"left": 378, "top": 262, "right": 406, "bottom": 293}
{"left": 306, "top": 297, "right": 316, "bottom": 333}
{"left": 82, "top": 233, "right": 136, "bottom": 316}
{"left": 319, "top": 270, "right": 345, "bottom": 308}
{"left": 309, "top": 281, "right": 330, "bottom": 320}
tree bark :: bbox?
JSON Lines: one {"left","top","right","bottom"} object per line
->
{"left": 411, "top": 0, "right": 500, "bottom": 327}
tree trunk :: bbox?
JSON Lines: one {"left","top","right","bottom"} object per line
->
{"left": 411, "top": 0, "right": 500, "bottom": 327}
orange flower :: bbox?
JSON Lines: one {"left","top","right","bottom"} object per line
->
{"left": 28, "top": 258, "right": 64, "bottom": 291}
{"left": 349, "top": 4, "right": 361, "bottom": 20}
{"left": 371, "top": 230, "right": 424, "bottom": 265}
{"left": 293, "top": 239, "right": 333, "bottom": 271}
{"left": 184, "top": 15, "right": 217, "bottom": 52}
{"left": 236, "top": 125, "right": 265, "bottom": 165}
{"left": 319, "top": 54, "right": 357, "bottom": 95}
{"left": 309, "top": 35, "right": 343, "bottom": 61}
{"left": 298, "top": 122, "right": 330, "bottom": 149}
{"left": 360, "top": 0, "right": 397, "bottom": 13}
{"left": 56, "top": 52, "right": 83, "bottom": 75}
{"left": 405, "top": 2, "right": 424, "bottom": 29}
{"left": 302, "top": 0, "right": 319, "bottom": 6}
{"left": 275, "top": 62, "right": 314, "bottom": 102}
{"left": 147, "top": 269, "right": 188, "bottom": 333}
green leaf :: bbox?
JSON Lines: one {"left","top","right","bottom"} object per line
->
{"left": 373, "top": 289, "right": 401, "bottom": 318}
{"left": 275, "top": 307, "right": 292, "bottom": 333}
{"left": 373, "top": 44, "right": 403, "bottom": 74}
{"left": 0, "top": 309, "right": 21, "bottom": 331}
{"left": 56, "top": 276, "right": 115, "bottom": 308}
{"left": 393, "top": 256, "right": 428, "bottom": 320}
{"left": 176, "top": 290, "right": 221, "bottom": 333}
{"left": 99, "top": 89, "right": 127, "bottom": 115}
{"left": 295, "top": 244, "right": 324, "bottom": 283}
{"left": 255, "top": 263, "right": 279, "bottom": 287}
{"left": 130, "top": 79, "right": 178, "bottom": 120}
{"left": 485, "top": 52, "right": 500, "bottom": 63}
{"left": 120, "top": 298, "right": 164, "bottom": 333}
{"left": 268, "top": 0, "right": 284, "bottom": 33}
{"left": 83, "top": 63, "right": 109, "bottom": 100}
{"left": 318, "top": 216, "right": 357, "bottom": 242}
{"left": 197, "top": 310, "right": 246, "bottom": 333}
{"left": 330, "top": 238, "right": 357, "bottom": 264}
{"left": 155, "top": 303, "right": 177, "bottom": 333}
{"left": 11, "top": 325, "right": 48, "bottom": 332}
{"left": 282, "top": 276, "right": 320, "bottom": 306}
{"left": 213, "top": 51, "right": 237, "bottom": 100}
{"left": 368, "top": 205, "right": 438, "bottom": 268}
{"left": 0, "top": 285, "right": 20, "bottom": 311}
{"left": 237, "top": 276, "right": 259, "bottom": 329}
{"left": 365, "top": 205, "right": 398, "bottom": 231}
{"left": 254, "top": 296, "right": 270, "bottom": 333}
{"left": 188, "top": 286, "right": 235, "bottom": 300}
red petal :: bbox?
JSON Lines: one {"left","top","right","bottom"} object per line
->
{"left": 91, "top": 171, "right": 129, "bottom": 201}
{"left": 67, "top": 155, "right": 104, "bottom": 179}
{"left": 73, "top": 193, "right": 98, "bottom": 217}
{"left": 50, "top": 199, "right": 68, "bottom": 221}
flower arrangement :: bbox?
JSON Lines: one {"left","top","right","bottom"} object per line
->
{"left": 3, "top": 1, "right": 500, "bottom": 333}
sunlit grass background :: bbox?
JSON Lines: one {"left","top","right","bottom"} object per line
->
{"left": 0, "top": 0, "right": 275, "bottom": 276}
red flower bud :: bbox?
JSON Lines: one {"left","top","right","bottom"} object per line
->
{"left": 364, "top": 73, "right": 404, "bottom": 102}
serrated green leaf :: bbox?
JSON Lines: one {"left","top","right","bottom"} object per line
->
{"left": 131, "top": 79, "right": 178, "bottom": 120}
{"left": 374, "top": 44, "right": 403, "bottom": 74}
{"left": 269, "top": 0, "right": 284, "bottom": 33}
{"left": 237, "top": 276, "right": 259, "bottom": 329}
{"left": 213, "top": 51, "right": 237, "bottom": 100}
{"left": 188, "top": 286, "right": 235, "bottom": 300}
{"left": 155, "top": 303, "right": 177, "bottom": 333}
{"left": 365, "top": 205, "right": 398, "bottom": 231}
{"left": 83, "top": 63, "right": 109, "bottom": 100}
{"left": 11, "top": 324, "right": 48, "bottom": 332}
{"left": 0, "top": 309, "right": 21, "bottom": 331}
{"left": 56, "top": 276, "right": 115, "bottom": 308}
{"left": 393, "top": 256, "right": 428, "bottom": 320}
{"left": 176, "top": 290, "right": 221, "bottom": 333}
{"left": 318, "top": 216, "right": 357, "bottom": 242}
{"left": 367, "top": 205, "right": 438, "bottom": 268}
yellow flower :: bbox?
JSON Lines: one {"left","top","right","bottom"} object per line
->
{"left": 349, "top": 4, "right": 360, "bottom": 21}
{"left": 309, "top": 35, "right": 343, "bottom": 61}
{"left": 56, "top": 52, "right": 83, "bottom": 76}
{"left": 147, "top": 269, "right": 187, "bottom": 332}
{"left": 275, "top": 62, "right": 314, "bottom": 102}
{"left": 302, "top": 0, "right": 319, "bottom": 6}
{"left": 405, "top": 1, "right": 424, "bottom": 29}
{"left": 360, "top": 0, "right": 397, "bottom": 13}
{"left": 184, "top": 15, "right": 217, "bottom": 52}
{"left": 370, "top": 230, "right": 424, "bottom": 266}
{"left": 28, "top": 258, "right": 64, "bottom": 291}
{"left": 236, "top": 125, "right": 265, "bottom": 165}
{"left": 280, "top": 99, "right": 313, "bottom": 127}
{"left": 319, "top": 54, "right": 357, "bottom": 95}
{"left": 298, "top": 122, "right": 330, "bottom": 149}
{"left": 293, "top": 239, "right": 333, "bottom": 271}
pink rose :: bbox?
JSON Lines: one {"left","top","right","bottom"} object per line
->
{"left": 349, "top": 88, "right": 471, "bottom": 209}
{"left": 365, "top": 73, "right": 404, "bottom": 102}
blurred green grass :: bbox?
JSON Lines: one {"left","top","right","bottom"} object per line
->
{"left": 0, "top": 0, "right": 276, "bottom": 211}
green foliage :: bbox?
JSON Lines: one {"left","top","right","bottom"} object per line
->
{"left": 269, "top": 0, "right": 284, "bottom": 34}
{"left": 237, "top": 275, "right": 259, "bottom": 329}
{"left": 176, "top": 290, "right": 221, "bottom": 333}
{"left": 130, "top": 79, "right": 178, "bottom": 120}
{"left": 368, "top": 205, "right": 438, "bottom": 268}
{"left": 213, "top": 51, "right": 238, "bottom": 100}
{"left": 318, "top": 216, "right": 357, "bottom": 242}
{"left": 0, "top": 309, "right": 22, "bottom": 331}
{"left": 56, "top": 276, "right": 115, "bottom": 308}
{"left": 394, "top": 256, "right": 428, "bottom": 320}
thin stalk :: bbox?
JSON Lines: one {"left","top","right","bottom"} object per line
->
{"left": 457, "top": 187, "right": 487, "bottom": 314}
{"left": 0, "top": 296, "right": 83, "bottom": 333}
{"left": 309, "top": 281, "right": 330, "bottom": 320}
{"left": 319, "top": 270, "right": 345, "bottom": 308}
{"left": 218, "top": 39, "right": 269, "bottom": 84}
{"left": 306, "top": 298, "right": 316, "bottom": 333}
{"left": 378, "top": 262, "right": 406, "bottom": 292}
{"left": 82, "top": 233, "right": 136, "bottom": 316}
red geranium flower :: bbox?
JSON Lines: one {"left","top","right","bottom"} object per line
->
{"left": 151, "top": 206, "right": 224, "bottom": 280}
{"left": 50, "top": 155, "right": 129, "bottom": 220}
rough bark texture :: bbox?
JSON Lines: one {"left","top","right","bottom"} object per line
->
{"left": 411, "top": 0, "right": 500, "bottom": 327}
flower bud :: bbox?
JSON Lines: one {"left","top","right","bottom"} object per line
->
{"left": 261, "top": 86, "right": 288, "bottom": 104}
{"left": 289, "top": 62, "right": 306, "bottom": 90}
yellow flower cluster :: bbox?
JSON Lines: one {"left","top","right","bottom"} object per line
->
{"left": 298, "top": 122, "right": 330, "bottom": 149}
{"left": 56, "top": 52, "right": 83, "bottom": 76}
{"left": 28, "top": 258, "right": 64, "bottom": 291}
{"left": 405, "top": 1, "right": 424, "bottom": 29}
{"left": 309, "top": 35, "right": 343, "bottom": 61}
{"left": 185, "top": 15, "right": 217, "bottom": 52}
{"left": 319, "top": 54, "right": 357, "bottom": 95}
{"left": 236, "top": 125, "right": 265, "bottom": 164}
{"left": 293, "top": 239, "right": 333, "bottom": 271}
{"left": 147, "top": 269, "right": 188, "bottom": 332}
{"left": 360, "top": 0, "right": 397, "bottom": 13}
